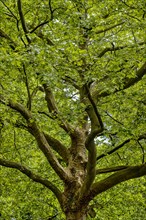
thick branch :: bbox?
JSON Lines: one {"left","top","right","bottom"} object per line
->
{"left": 94, "top": 62, "right": 146, "bottom": 99}
{"left": 98, "top": 42, "right": 145, "bottom": 58}
{"left": 78, "top": 85, "right": 104, "bottom": 198}
{"left": 26, "top": 123, "right": 70, "bottom": 183}
{"left": 79, "top": 140, "right": 97, "bottom": 199}
{"left": 0, "top": 158, "right": 62, "bottom": 204}
{"left": 96, "top": 139, "right": 130, "bottom": 161}
{"left": 8, "top": 99, "right": 32, "bottom": 120}
{"left": 17, "top": 0, "right": 29, "bottom": 33}
{"left": 122, "top": 62, "right": 146, "bottom": 89}
{"left": 43, "top": 84, "right": 75, "bottom": 135}
{"left": 17, "top": 0, "right": 31, "bottom": 44}
{"left": 98, "top": 45, "right": 126, "bottom": 58}
{"left": 82, "top": 84, "right": 104, "bottom": 146}
{"left": 44, "top": 133, "right": 69, "bottom": 163}
{"left": 96, "top": 133, "right": 146, "bottom": 161}
{"left": 43, "top": 84, "right": 58, "bottom": 114}
{"left": 84, "top": 164, "right": 146, "bottom": 203}
{"left": 96, "top": 165, "right": 129, "bottom": 174}
{"left": 0, "top": 98, "right": 70, "bottom": 182}
{"left": 85, "top": 84, "right": 104, "bottom": 136}
{"left": 28, "top": 123, "right": 67, "bottom": 178}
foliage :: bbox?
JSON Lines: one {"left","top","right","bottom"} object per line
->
{"left": 0, "top": 0, "right": 146, "bottom": 219}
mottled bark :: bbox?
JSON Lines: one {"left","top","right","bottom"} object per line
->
{"left": 66, "top": 211, "right": 86, "bottom": 220}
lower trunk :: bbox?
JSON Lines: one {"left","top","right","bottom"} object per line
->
{"left": 66, "top": 211, "right": 86, "bottom": 220}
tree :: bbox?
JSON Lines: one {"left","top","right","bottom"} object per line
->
{"left": 0, "top": 0, "right": 146, "bottom": 219}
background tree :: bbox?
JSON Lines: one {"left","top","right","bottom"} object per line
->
{"left": 0, "top": 0, "right": 146, "bottom": 219}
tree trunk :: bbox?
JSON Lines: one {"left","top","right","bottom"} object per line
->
{"left": 66, "top": 211, "right": 86, "bottom": 220}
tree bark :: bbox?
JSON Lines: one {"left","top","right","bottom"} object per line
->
{"left": 66, "top": 211, "right": 86, "bottom": 220}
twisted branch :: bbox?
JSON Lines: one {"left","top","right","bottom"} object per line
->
{"left": 0, "top": 158, "right": 63, "bottom": 204}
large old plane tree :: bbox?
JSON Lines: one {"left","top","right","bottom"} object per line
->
{"left": 0, "top": 0, "right": 146, "bottom": 219}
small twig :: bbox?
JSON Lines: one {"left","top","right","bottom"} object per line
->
{"left": 47, "top": 213, "right": 59, "bottom": 220}
{"left": 30, "top": 20, "right": 49, "bottom": 33}
{"left": 22, "top": 64, "right": 31, "bottom": 110}
{"left": 20, "top": 36, "right": 27, "bottom": 47}
{"left": 96, "top": 139, "right": 131, "bottom": 161}
{"left": 0, "top": 29, "right": 17, "bottom": 49}
{"left": 95, "top": 21, "right": 125, "bottom": 35}
{"left": 14, "top": 129, "right": 23, "bottom": 163}
{"left": 1, "top": 0, "right": 18, "bottom": 20}
{"left": 121, "top": 0, "right": 137, "bottom": 9}
{"left": 105, "top": 111, "right": 124, "bottom": 126}
{"left": 30, "top": 86, "right": 39, "bottom": 101}
{"left": 98, "top": 41, "right": 145, "bottom": 58}
{"left": 62, "top": 76, "right": 80, "bottom": 90}
{"left": 48, "top": 0, "right": 53, "bottom": 20}
{"left": 137, "top": 141, "right": 145, "bottom": 164}
{"left": 38, "top": 111, "right": 54, "bottom": 120}
{"left": 125, "top": 13, "right": 141, "bottom": 22}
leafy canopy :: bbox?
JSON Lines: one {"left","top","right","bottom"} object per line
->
{"left": 0, "top": 0, "right": 146, "bottom": 219}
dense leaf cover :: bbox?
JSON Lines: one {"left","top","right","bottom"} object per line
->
{"left": 0, "top": 0, "right": 146, "bottom": 219}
